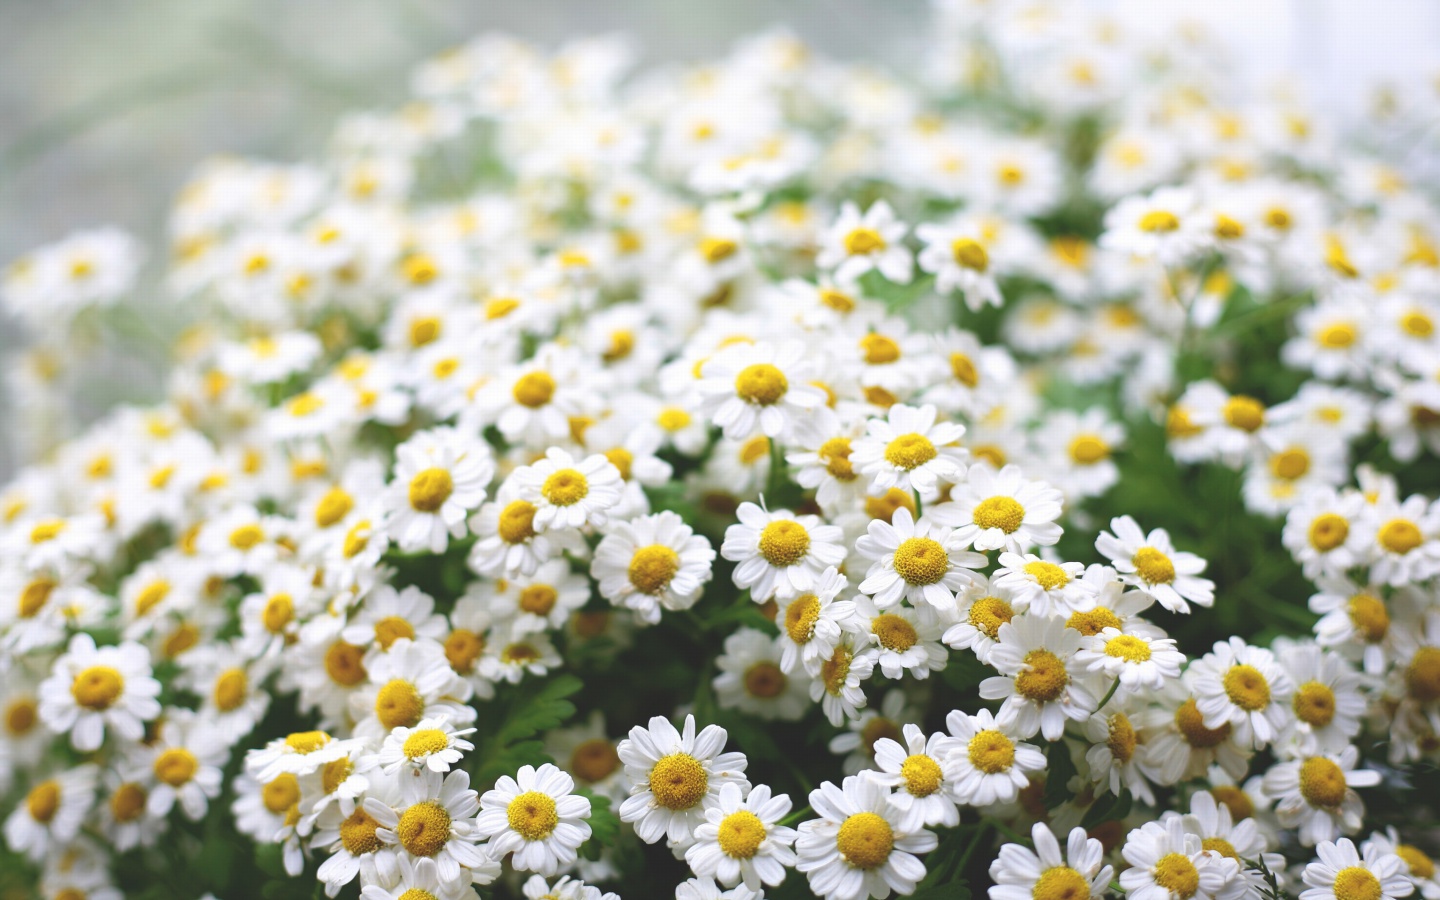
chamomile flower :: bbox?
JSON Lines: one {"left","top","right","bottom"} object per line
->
{"left": 383, "top": 428, "right": 494, "bottom": 554}
{"left": 695, "top": 340, "right": 827, "bottom": 442}
{"left": 372, "top": 717, "right": 477, "bottom": 777}
{"left": 916, "top": 218, "right": 1004, "bottom": 310}
{"left": 617, "top": 714, "right": 750, "bottom": 846}
{"left": 713, "top": 627, "right": 810, "bottom": 720}
{"left": 1119, "top": 816, "right": 1239, "bottom": 900}
{"left": 1356, "top": 494, "right": 1440, "bottom": 587}
{"left": 342, "top": 584, "right": 449, "bottom": 655}
{"left": 1263, "top": 746, "right": 1379, "bottom": 846}
{"left": 1102, "top": 187, "right": 1204, "bottom": 265}
{"left": 468, "top": 491, "right": 586, "bottom": 579}
{"left": 776, "top": 566, "right": 858, "bottom": 676}
{"left": 366, "top": 768, "right": 491, "bottom": 889}
{"left": 1096, "top": 516, "right": 1214, "bottom": 613}
{"left": 853, "top": 597, "right": 947, "bottom": 679}
{"left": 592, "top": 511, "right": 716, "bottom": 624}
{"left": 934, "top": 463, "right": 1063, "bottom": 553}
{"left": 1362, "top": 829, "right": 1440, "bottom": 900}
{"left": 1081, "top": 704, "right": 1154, "bottom": 805}
{"left": 795, "top": 775, "right": 936, "bottom": 900}
{"left": 1300, "top": 838, "right": 1414, "bottom": 900}
{"left": 1284, "top": 490, "right": 1369, "bottom": 582}
{"left": 1077, "top": 627, "right": 1185, "bottom": 691}
{"left": 866, "top": 724, "right": 960, "bottom": 831}
{"left": 476, "top": 763, "right": 591, "bottom": 877}
{"left": 687, "top": 782, "right": 798, "bottom": 891}
{"left": 1308, "top": 578, "right": 1395, "bottom": 676}
{"left": 981, "top": 614, "right": 1096, "bottom": 741}
{"left": 942, "top": 706, "right": 1046, "bottom": 807}
{"left": 4, "top": 764, "right": 98, "bottom": 862}
{"left": 246, "top": 730, "right": 365, "bottom": 783}
{"left": 1189, "top": 637, "right": 1295, "bottom": 750}
{"left": 350, "top": 638, "right": 477, "bottom": 741}
{"left": 811, "top": 633, "right": 879, "bottom": 726}
{"left": 142, "top": 712, "right": 228, "bottom": 821}
{"left": 722, "top": 502, "right": 846, "bottom": 602}
{"left": 513, "top": 448, "right": 625, "bottom": 532}
{"left": 818, "top": 201, "right": 913, "bottom": 285}
{"left": 988, "top": 823, "right": 1114, "bottom": 900}
{"left": 992, "top": 554, "right": 1096, "bottom": 618}
{"left": 484, "top": 560, "right": 591, "bottom": 634}
{"left": 38, "top": 633, "right": 161, "bottom": 752}
{"left": 849, "top": 404, "right": 966, "bottom": 500}
{"left": 1275, "top": 641, "right": 1367, "bottom": 754}
{"left": 854, "top": 507, "right": 983, "bottom": 611}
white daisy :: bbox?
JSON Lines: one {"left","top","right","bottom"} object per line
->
{"left": 366, "top": 768, "right": 492, "bottom": 890}
{"left": 142, "top": 711, "right": 228, "bottom": 821}
{"left": 1118, "top": 816, "right": 1239, "bottom": 900}
{"left": 1262, "top": 746, "right": 1379, "bottom": 846}
{"left": 513, "top": 448, "right": 625, "bottom": 532}
{"left": 617, "top": 714, "right": 750, "bottom": 847}
{"left": 481, "top": 559, "right": 592, "bottom": 634}
{"left": 854, "top": 507, "right": 983, "bottom": 611}
{"left": 943, "top": 575, "right": 1024, "bottom": 664}
{"left": 468, "top": 490, "right": 587, "bottom": 579}
{"left": 686, "top": 781, "right": 798, "bottom": 891}
{"left": 383, "top": 427, "right": 494, "bottom": 554}
{"left": 371, "top": 716, "right": 477, "bottom": 778}
{"left": 695, "top": 340, "right": 827, "bottom": 442}
{"left": 1188, "top": 637, "right": 1295, "bottom": 750}
{"left": 776, "top": 566, "right": 857, "bottom": 676}
{"left": 350, "top": 638, "right": 477, "bottom": 741}
{"left": 342, "top": 583, "right": 449, "bottom": 655}
{"left": 713, "top": 627, "right": 811, "bottom": 721}
{"left": 866, "top": 723, "right": 960, "bottom": 831}
{"left": 988, "top": 823, "right": 1114, "bottom": 900}
{"left": 3, "top": 764, "right": 98, "bottom": 862}
{"left": 981, "top": 614, "right": 1097, "bottom": 741}
{"left": 942, "top": 707, "right": 1046, "bottom": 807}
{"left": 852, "top": 597, "right": 947, "bottom": 680}
{"left": 1076, "top": 627, "right": 1185, "bottom": 692}
{"left": 1283, "top": 489, "right": 1368, "bottom": 582}
{"left": 849, "top": 404, "right": 966, "bottom": 500}
{"left": 935, "top": 463, "right": 1065, "bottom": 554}
{"left": 721, "top": 502, "right": 846, "bottom": 602}
{"left": 1356, "top": 494, "right": 1440, "bottom": 587}
{"left": 358, "top": 855, "right": 490, "bottom": 900}
{"left": 795, "top": 775, "right": 936, "bottom": 900}
{"left": 592, "top": 511, "right": 716, "bottom": 624}
{"left": 811, "top": 633, "right": 879, "bottom": 727}
{"left": 992, "top": 553, "right": 1097, "bottom": 619}
{"left": 1095, "top": 516, "right": 1214, "bottom": 613}
{"left": 475, "top": 763, "right": 591, "bottom": 877}
{"left": 38, "top": 633, "right": 161, "bottom": 752}
{"left": 1301, "top": 838, "right": 1414, "bottom": 900}
{"left": 1276, "top": 641, "right": 1367, "bottom": 754}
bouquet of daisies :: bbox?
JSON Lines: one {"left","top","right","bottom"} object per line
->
{"left": 3, "top": 3, "right": 1440, "bottom": 900}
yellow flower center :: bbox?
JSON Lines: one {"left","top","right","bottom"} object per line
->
{"left": 1308, "top": 514, "right": 1349, "bottom": 551}
{"left": 494, "top": 500, "right": 537, "bottom": 544}
{"left": 1154, "top": 853, "right": 1200, "bottom": 898}
{"left": 314, "top": 487, "right": 354, "bottom": 528}
{"left": 408, "top": 468, "right": 454, "bottom": 514}
{"left": 1270, "top": 448, "right": 1310, "bottom": 480}
{"left": 133, "top": 579, "right": 169, "bottom": 617}
{"left": 892, "top": 537, "right": 950, "bottom": 586}
{"left": 628, "top": 545, "right": 680, "bottom": 594}
{"left": 785, "top": 594, "right": 821, "bottom": 644}
{"left": 603, "top": 331, "right": 636, "bottom": 363}
{"left": 512, "top": 371, "right": 557, "bottom": 409}
{"left": 603, "top": 447, "right": 633, "bottom": 481}
{"left": 18, "top": 578, "right": 54, "bottom": 618}
{"left": 1298, "top": 756, "right": 1347, "bottom": 808}
{"left": 1024, "top": 561, "right": 1069, "bottom": 591}
{"left": 1067, "top": 607, "right": 1121, "bottom": 636}
{"left": 1175, "top": 698, "right": 1231, "bottom": 747}
{"left": 698, "top": 236, "right": 739, "bottom": 264}
{"left": 1347, "top": 593, "right": 1389, "bottom": 642}
{"left": 951, "top": 238, "right": 989, "bottom": 272}
{"left": 507, "top": 791, "right": 560, "bottom": 840}
{"left": 229, "top": 524, "right": 265, "bottom": 550}
{"left": 1016, "top": 650, "right": 1068, "bottom": 701}
{"left": 836, "top": 812, "right": 894, "bottom": 870}
{"left": 872, "top": 614, "right": 919, "bottom": 652}
{"left": 1379, "top": 518, "right": 1424, "bottom": 555}
{"left": 340, "top": 808, "right": 382, "bottom": 855}
{"left": 884, "top": 433, "right": 938, "bottom": 471}
{"left": 973, "top": 496, "right": 1026, "bottom": 533}
{"left": 325, "top": 641, "right": 368, "bottom": 686}
{"left": 541, "top": 469, "right": 589, "bottom": 506}
{"left": 1132, "top": 547, "right": 1176, "bottom": 585}
{"left": 262, "top": 593, "right": 294, "bottom": 634}
{"left": 213, "top": 668, "right": 248, "bottom": 712}
{"left": 398, "top": 891, "right": 439, "bottom": 900}
{"left": 1406, "top": 647, "right": 1440, "bottom": 702}
{"left": 4, "top": 698, "right": 38, "bottom": 736}
{"left": 1316, "top": 323, "right": 1357, "bottom": 349}
{"left": 968, "top": 729, "right": 1016, "bottom": 774}
{"left": 1105, "top": 635, "right": 1151, "bottom": 663}
{"left": 285, "top": 731, "right": 331, "bottom": 754}
{"left": 658, "top": 407, "right": 692, "bottom": 431}
{"left": 1167, "top": 406, "right": 1204, "bottom": 439}
{"left": 734, "top": 363, "right": 789, "bottom": 406}
{"left": 844, "top": 227, "right": 886, "bottom": 255}
{"left": 29, "top": 519, "right": 65, "bottom": 544}
{"left": 71, "top": 665, "right": 124, "bottom": 711}
{"left": 154, "top": 748, "right": 199, "bottom": 786}
{"left": 1107, "top": 713, "right": 1137, "bottom": 762}
{"left": 744, "top": 662, "right": 787, "bottom": 698}
{"left": 570, "top": 739, "right": 620, "bottom": 783}
{"left": 322, "top": 758, "right": 352, "bottom": 795}
{"left": 342, "top": 520, "right": 372, "bottom": 559}
{"left": 402, "top": 729, "right": 450, "bottom": 759}
{"left": 1214, "top": 215, "right": 1245, "bottom": 240}
{"left": 262, "top": 774, "right": 300, "bottom": 814}
{"left": 950, "top": 352, "right": 979, "bottom": 387}
{"left": 375, "top": 679, "right": 425, "bottom": 730}
{"left": 444, "top": 629, "right": 484, "bottom": 674}
{"left": 1068, "top": 434, "right": 1109, "bottom": 464}
{"left": 822, "top": 646, "right": 853, "bottom": 697}
{"left": 901, "top": 754, "right": 943, "bottom": 797}
{"left": 1222, "top": 664, "right": 1271, "bottom": 711}
{"left": 1333, "top": 867, "right": 1382, "bottom": 900}
{"left": 397, "top": 801, "right": 452, "bottom": 857}
{"left": 818, "top": 437, "right": 857, "bottom": 481}
{"left": 860, "top": 333, "right": 902, "bottom": 365}
{"left": 1210, "top": 786, "right": 1254, "bottom": 821}
{"left": 110, "top": 781, "right": 148, "bottom": 822}
{"left": 1138, "top": 210, "right": 1180, "bottom": 233}
{"left": 969, "top": 596, "right": 1015, "bottom": 639}
{"left": 717, "top": 810, "right": 767, "bottom": 859}
{"left": 1292, "top": 681, "right": 1336, "bottom": 727}
{"left": 1222, "top": 396, "right": 1265, "bottom": 433}
{"left": 371, "top": 616, "right": 415, "bottom": 650}
{"left": 1401, "top": 311, "right": 1435, "bottom": 338}
{"left": 1398, "top": 846, "right": 1436, "bottom": 880}
{"left": 1033, "top": 866, "right": 1092, "bottom": 900}
{"left": 27, "top": 781, "right": 61, "bottom": 823}
{"left": 649, "top": 753, "right": 709, "bottom": 810}
{"left": 758, "top": 520, "right": 811, "bottom": 567}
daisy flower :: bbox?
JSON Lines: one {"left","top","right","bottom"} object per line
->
{"left": 342, "top": 583, "right": 449, "bottom": 655}
{"left": 1262, "top": 746, "right": 1379, "bottom": 846}
{"left": 142, "top": 712, "right": 228, "bottom": 821}
{"left": 981, "top": 614, "right": 1097, "bottom": 741}
{"left": 468, "top": 490, "right": 587, "bottom": 579}
{"left": 1276, "top": 641, "right": 1367, "bottom": 754}
{"left": 1075, "top": 627, "right": 1185, "bottom": 692}
{"left": 358, "top": 855, "right": 493, "bottom": 900}
{"left": 1134, "top": 685, "right": 1254, "bottom": 788}
{"left": 1096, "top": 516, "right": 1214, "bottom": 613}
{"left": 522, "top": 874, "right": 619, "bottom": 900}
{"left": 476, "top": 763, "right": 592, "bottom": 877}
{"left": 1081, "top": 705, "right": 1154, "bottom": 805}
{"left": 789, "top": 428, "right": 869, "bottom": 516}
{"left": 849, "top": 404, "right": 965, "bottom": 500}
{"left": 1119, "top": 816, "right": 1239, "bottom": 900}
{"left": 795, "top": 775, "right": 936, "bottom": 900}
{"left": 350, "top": 638, "right": 477, "bottom": 741}
{"left": 371, "top": 716, "right": 477, "bottom": 778}
{"left": 477, "top": 627, "right": 563, "bottom": 686}
{"left": 543, "top": 712, "right": 624, "bottom": 802}
{"left": 1301, "top": 838, "right": 1414, "bottom": 900}
{"left": 38, "top": 633, "right": 161, "bottom": 752}
{"left": 482, "top": 559, "right": 592, "bottom": 634}
{"left": 866, "top": 723, "right": 960, "bottom": 831}
{"left": 383, "top": 427, "right": 494, "bottom": 554}
{"left": 721, "top": 502, "right": 846, "bottom": 602}
{"left": 817, "top": 201, "right": 913, "bottom": 285}
{"left": 686, "top": 782, "right": 798, "bottom": 891}
{"left": 3, "top": 764, "right": 98, "bottom": 862}
{"left": 852, "top": 597, "right": 947, "bottom": 680}
{"left": 1362, "top": 829, "right": 1440, "bottom": 900}
{"left": 811, "top": 633, "right": 879, "bottom": 726}
{"left": 245, "top": 730, "right": 366, "bottom": 784}
{"left": 776, "top": 566, "right": 857, "bottom": 676}
{"left": 366, "top": 768, "right": 491, "bottom": 890}
{"left": 469, "top": 343, "right": 591, "bottom": 450}
{"left": 933, "top": 463, "right": 1063, "bottom": 554}
{"left": 1101, "top": 186, "right": 1205, "bottom": 266}
{"left": 695, "top": 340, "right": 827, "bottom": 441}
{"left": 942, "top": 707, "right": 1046, "bottom": 807}
{"left": 854, "top": 507, "right": 983, "bottom": 611}
{"left": 1308, "top": 578, "right": 1394, "bottom": 676}
{"left": 617, "top": 714, "right": 750, "bottom": 847}
{"left": 1188, "top": 637, "right": 1295, "bottom": 750}
{"left": 713, "top": 627, "right": 811, "bottom": 721}
{"left": 512, "top": 448, "right": 625, "bottom": 532}
{"left": 916, "top": 218, "right": 1003, "bottom": 310}
{"left": 313, "top": 773, "right": 403, "bottom": 896}
{"left": 988, "top": 823, "right": 1114, "bottom": 900}
{"left": 592, "top": 511, "right": 716, "bottom": 624}
{"left": 1356, "top": 494, "right": 1440, "bottom": 587}
{"left": 992, "top": 554, "right": 1097, "bottom": 618}
{"left": 1283, "top": 489, "right": 1369, "bottom": 582}
{"left": 943, "top": 575, "right": 1023, "bottom": 664}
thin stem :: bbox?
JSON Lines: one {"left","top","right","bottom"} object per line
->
{"left": 913, "top": 488, "right": 924, "bottom": 519}
{"left": 1096, "top": 677, "right": 1121, "bottom": 712}
{"left": 779, "top": 804, "right": 813, "bottom": 827}
{"left": 767, "top": 437, "right": 786, "bottom": 504}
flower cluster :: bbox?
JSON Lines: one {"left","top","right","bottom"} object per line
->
{"left": 4, "top": 3, "right": 1440, "bottom": 900}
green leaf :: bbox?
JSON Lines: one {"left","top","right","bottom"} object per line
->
{"left": 1042, "top": 739, "right": 1078, "bottom": 809}
{"left": 494, "top": 674, "right": 583, "bottom": 744}
{"left": 1080, "top": 788, "right": 1132, "bottom": 829}
{"left": 576, "top": 789, "right": 620, "bottom": 860}
{"left": 908, "top": 876, "right": 972, "bottom": 900}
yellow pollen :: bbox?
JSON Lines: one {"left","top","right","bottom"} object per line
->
{"left": 744, "top": 662, "right": 787, "bottom": 698}
{"left": 1153, "top": 853, "right": 1200, "bottom": 899}
{"left": 1317, "top": 323, "right": 1357, "bottom": 349}
{"left": 901, "top": 754, "right": 943, "bottom": 796}
{"left": 894, "top": 536, "right": 950, "bottom": 585}
{"left": 497, "top": 501, "right": 538, "bottom": 544}
{"left": 213, "top": 668, "right": 248, "bottom": 712}
{"left": 375, "top": 679, "right": 425, "bottom": 730}
{"left": 872, "top": 614, "right": 920, "bottom": 652}
{"left": 71, "top": 666, "right": 124, "bottom": 710}
{"left": 1397, "top": 846, "right": 1436, "bottom": 880}
{"left": 154, "top": 748, "right": 199, "bottom": 786}
{"left": 1105, "top": 635, "right": 1151, "bottom": 663}
{"left": 969, "top": 596, "right": 1015, "bottom": 639}
{"left": 758, "top": 520, "right": 811, "bottom": 567}
{"left": 444, "top": 629, "right": 485, "bottom": 674}
{"left": 229, "top": 524, "right": 265, "bottom": 550}
{"left": 315, "top": 488, "right": 354, "bottom": 528}
{"left": 570, "top": 739, "right": 620, "bottom": 783}
{"left": 1167, "top": 406, "right": 1204, "bottom": 439}
{"left": 1223, "top": 396, "right": 1265, "bottom": 433}
{"left": 1293, "top": 681, "right": 1337, "bottom": 727}
{"left": 325, "top": 641, "right": 368, "bottom": 686}
{"left": 1211, "top": 786, "right": 1254, "bottom": 821}
{"left": 844, "top": 227, "right": 886, "bottom": 255}
{"left": 1222, "top": 664, "right": 1271, "bottom": 711}
{"left": 865, "top": 488, "right": 916, "bottom": 523}
{"left": 1347, "top": 593, "right": 1389, "bottom": 642}
{"left": 1107, "top": 713, "right": 1137, "bottom": 762}
{"left": 1033, "top": 866, "right": 1092, "bottom": 900}
{"left": 341, "top": 808, "right": 382, "bottom": 855}
{"left": 734, "top": 363, "right": 789, "bottom": 405}
{"left": 1379, "top": 519, "right": 1424, "bottom": 555}
{"left": 512, "top": 371, "right": 557, "bottom": 409}
{"left": 974, "top": 496, "right": 1026, "bottom": 533}
{"left": 1067, "top": 607, "right": 1121, "bottom": 636}
{"left": 822, "top": 646, "right": 853, "bottom": 697}
{"left": 407, "top": 468, "right": 454, "bottom": 513}
{"left": 1401, "top": 311, "right": 1435, "bottom": 338}
{"left": 402, "top": 729, "right": 451, "bottom": 762}
{"left": 1214, "top": 215, "right": 1245, "bottom": 240}
{"left": 785, "top": 595, "right": 821, "bottom": 644}
{"left": 698, "top": 237, "right": 739, "bottom": 264}
{"left": 1024, "top": 561, "right": 1069, "bottom": 591}
{"left": 18, "top": 578, "right": 55, "bottom": 618}
{"left": 952, "top": 238, "right": 990, "bottom": 272}
{"left": 627, "top": 545, "right": 681, "bottom": 595}
{"left": 1175, "top": 697, "right": 1231, "bottom": 747}
{"left": 739, "top": 435, "right": 771, "bottom": 465}
{"left": 4, "top": 698, "right": 37, "bottom": 735}
{"left": 506, "top": 791, "right": 560, "bottom": 841}
{"left": 408, "top": 316, "right": 441, "bottom": 348}
{"left": 397, "top": 801, "right": 452, "bottom": 857}
{"left": 860, "top": 333, "right": 902, "bottom": 365}
{"left": 1132, "top": 547, "right": 1176, "bottom": 585}
{"left": 29, "top": 519, "right": 64, "bottom": 544}
{"left": 374, "top": 616, "right": 416, "bottom": 650}
{"left": 519, "top": 584, "right": 558, "bottom": 616}
{"left": 286, "top": 393, "right": 325, "bottom": 418}
{"left": 717, "top": 810, "right": 767, "bottom": 859}
{"left": 27, "top": 781, "right": 61, "bottom": 823}
{"left": 262, "top": 774, "right": 300, "bottom": 814}
{"left": 1016, "top": 650, "right": 1068, "bottom": 702}
{"left": 1406, "top": 647, "right": 1440, "bottom": 702}
{"left": 1068, "top": 434, "right": 1109, "bottom": 464}
{"left": 322, "top": 757, "right": 352, "bottom": 795}
{"left": 1138, "top": 210, "right": 1180, "bottom": 233}
{"left": 649, "top": 753, "right": 709, "bottom": 810}
{"left": 835, "top": 812, "right": 894, "bottom": 870}
{"left": 819, "top": 437, "right": 857, "bottom": 481}
{"left": 819, "top": 288, "right": 855, "bottom": 312}
{"left": 1308, "top": 514, "right": 1350, "bottom": 551}
{"left": 884, "top": 433, "right": 938, "bottom": 470}
{"left": 604, "top": 447, "right": 633, "bottom": 481}
{"left": 285, "top": 731, "right": 331, "bottom": 754}
{"left": 603, "top": 330, "right": 635, "bottom": 363}
{"left": 1333, "top": 867, "right": 1382, "bottom": 900}
{"left": 1299, "top": 757, "right": 1347, "bottom": 808}
{"left": 541, "top": 469, "right": 589, "bottom": 506}
{"left": 262, "top": 594, "right": 294, "bottom": 634}
{"left": 950, "top": 352, "right": 979, "bottom": 387}
{"left": 968, "top": 729, "right": 1016, "bottom": 774}
{"left": 110, "top": 782, "right": 147, "bottom": 822}
{"left": 502, "top": 642, "right": 540, "bottom": 665}
{"left": 658, "top": 407, "right": 692, "bottom": 431}
{"left": 398, "top": 891, "right": 439, "bottom": 900}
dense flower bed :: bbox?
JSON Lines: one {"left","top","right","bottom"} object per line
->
{"left": 4, "top": 4, "right": 1440, "bottom": 900}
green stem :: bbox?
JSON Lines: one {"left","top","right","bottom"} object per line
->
{"left": 779, "top": 804, "right": 813, "bottom": 827}
{"left": 766, "top": 437, "right": 786, "bottom": 505}
{"left": 913, "top": 488, "right": 924, "bottom": 519}
{"left": 1096, "top": 677, "right": 1121, "bottom": 712}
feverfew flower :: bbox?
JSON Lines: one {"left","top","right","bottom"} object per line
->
{"left": 591, "top": 510, "right": 716, "bottom": 624}
{"left": 722, "top": 502, "right": 846, "bottom": 601}
{"left": 1096, "top": 516, "right": 1214, "bottom": 613}
{"left": 981, "top": 614, "right": 1096, "bottom": 741}
{"left": 795, "top": 775, "right": 936, "bottom": 900}
{"left": 942, "top": 707, "right": 1046, "bottom": 807}
{"left": 1076, "top": 627, "right": 1185, "bottom": 692}
{"left": 850, "top": 404, "right": 966, "bottom": 500}
{"left": 3, "top": 764, "right": 98, "bottom": 862}
{"left": 475, "top": 763, "right": 591, "bottom": 876}
{"left": 1188, "top": 637, "right": 1295, "bottom": 750}
{"left": 617, "top": 715, "right": 750, "bottom": 846}
{"left": 695, "top": 341, "right": 827, "bottom": 441}
{"left": 1118, "top": 816, "right": 1239, "bottom": 900}
{"left": 383, "top": 427, "right": 495, "bottom": 553}
{"left": 854, "top": 507, "right": 983, "bottom": 611}
{"left": 933, "top": 463, "right": 1063, "bottom": 554}
{"left": 1300, "top": 838, "right": 1414, "bottom": 900}
{"left": 988, "top": 823, "right": 1114, "bottom": 900}
{"left": 365, "top": 769, "right": 491, "bottom": 890}
{"left": 687, "top": 782, "right": 798, "bottom": 891}
{"left": 38, "top": 633, "right": 161, "bottom": 752}
{"left": 817, "top": 201, "right": 913, "bottom": 285}
{"left": 372, "top": 716, "right": 477, "bottom": 777}
{"left": 776, "top": 566, "right": 857, "bottom": 676}
{"left": 513, "top": 448, "right": 625, "bottom": 532}
{"left": 866, "top": 724, "right": 960, "bottom": 831}
{"left": 1263, "top": 746, "right": 1379, "bottom": 846}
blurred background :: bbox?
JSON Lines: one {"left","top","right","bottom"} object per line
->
{"left": 0, "top": 0, "right": 1436, "bottom": 478}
